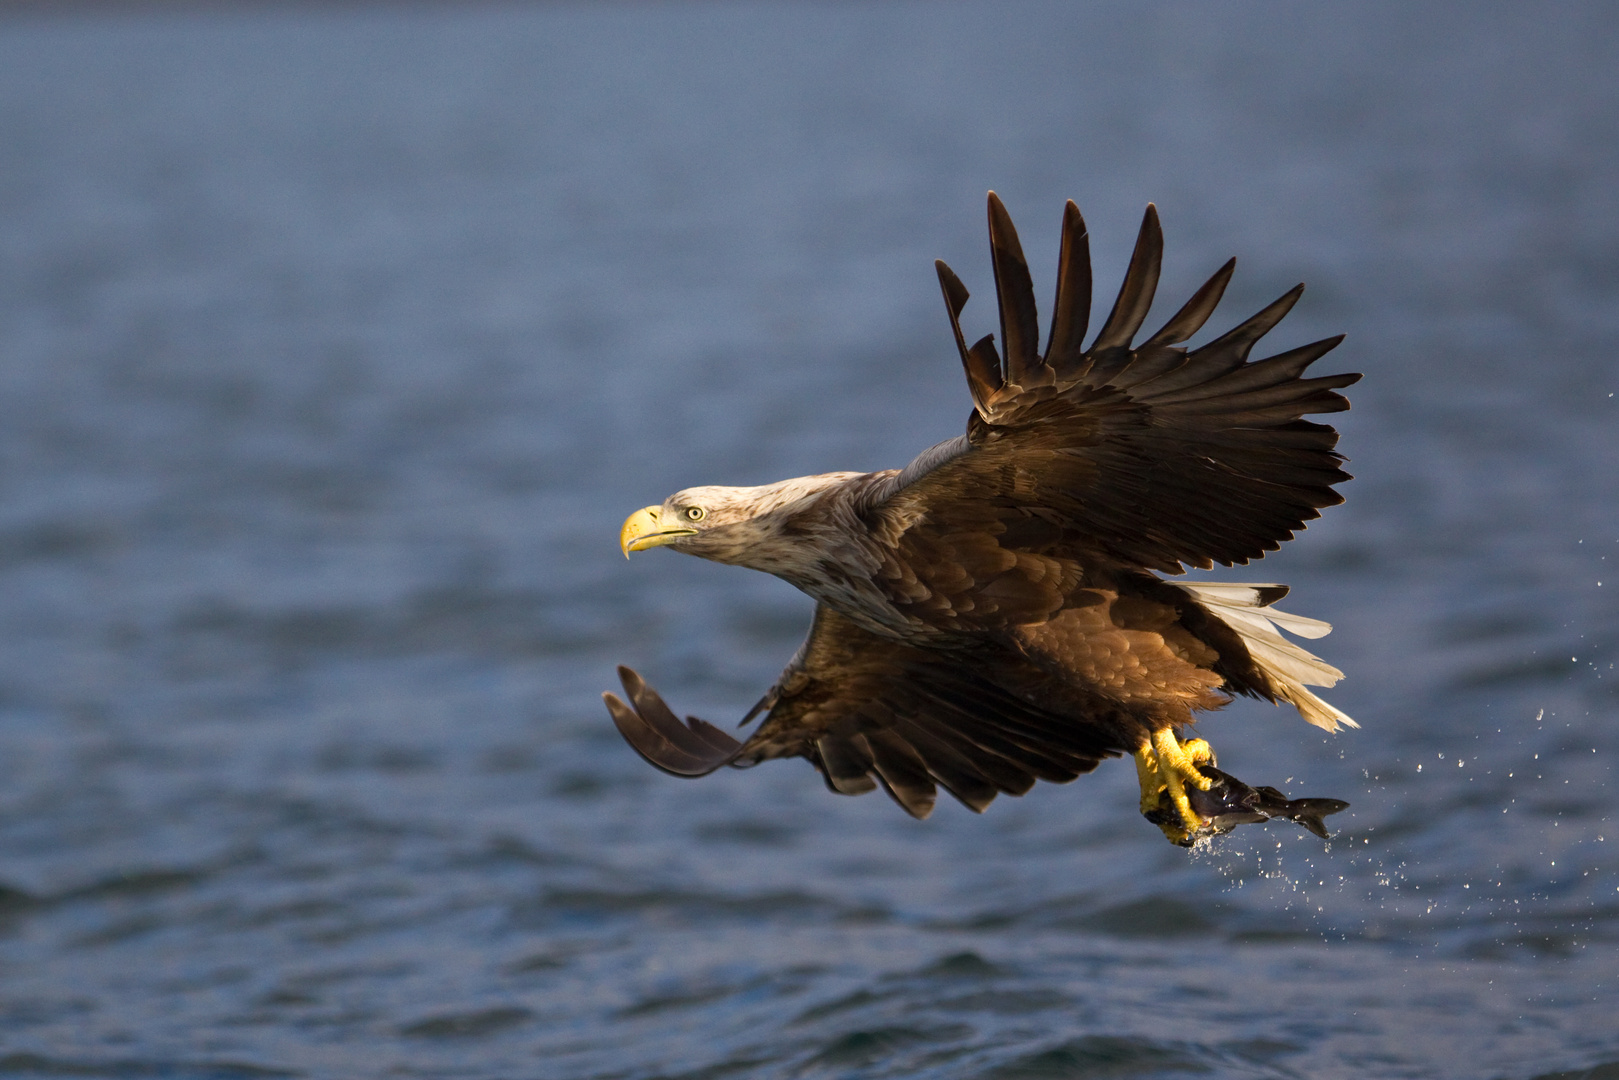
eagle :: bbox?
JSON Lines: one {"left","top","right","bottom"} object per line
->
{"left": 605, "top": 194, "right": 1357, "bottom": 846}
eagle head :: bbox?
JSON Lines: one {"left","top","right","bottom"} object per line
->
{"left": 619, "top": 473, "right": 864, "bottom": 570}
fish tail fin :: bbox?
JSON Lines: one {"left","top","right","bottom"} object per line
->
{"left": 1285, "top": 797, "right": 1351, "bottom": 839}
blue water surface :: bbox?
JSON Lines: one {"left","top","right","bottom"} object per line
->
{"left": 0, "top": 3, "right": 1615, "bottom": 1077}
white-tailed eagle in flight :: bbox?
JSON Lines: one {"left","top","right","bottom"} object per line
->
{"left": 606, "top": 194, "right": 1356, "bottom": 846}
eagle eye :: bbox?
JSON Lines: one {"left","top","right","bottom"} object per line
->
{"left": 684, "top": 506, "right": 706, "bottom": 522}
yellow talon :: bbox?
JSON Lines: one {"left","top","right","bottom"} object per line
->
{"left": 1134, "top": 728, "right": 1219, "bottom": 844}
{"left": 1178, "top": 736, "right": 1217, "bottom": 773}
{"left": 1134, "top": 745, "right": 1164, "bottom": 816}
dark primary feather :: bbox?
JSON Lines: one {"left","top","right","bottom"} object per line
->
{"left": 1139, "top": 257, "right": 1234, "bottom": 350}
{"left": 936, "top": 260, "right": 1001, "bottom": 413}
{"left": 1043, "top": 201, "right": 1092, "bottom": 372}
{"left": 1090, "top": 204, "right": 1163, "bottom": 353}
{"left": 987, "top": 192, "right": 1045, "bottom": 388}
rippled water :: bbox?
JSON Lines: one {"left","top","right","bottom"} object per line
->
{"left": 0, "top": 3, "right": 1615, "bottom": 1077}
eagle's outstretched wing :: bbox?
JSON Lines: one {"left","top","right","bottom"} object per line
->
{"left": 859, "top": 194, "right": 1360, "bottom": 631}
{"left": 604, "top": 604, "right": 1118, "bottom": 819}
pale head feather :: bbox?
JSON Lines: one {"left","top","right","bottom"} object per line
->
{"left": 658, "top": 472, "right": 865, "bottom": 571}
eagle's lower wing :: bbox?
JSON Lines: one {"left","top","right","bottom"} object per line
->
{"left": 605, "top": 605, "right": 1120, "bottom": 818}
{"left": 603, "top": 666, "right": 748, "bottom": 777}
{"left": 858, "top": 195, "right": 1359, "bottom": 629}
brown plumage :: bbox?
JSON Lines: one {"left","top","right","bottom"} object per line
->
{"left": 607, "top": 194, "right": 1359, "bottom": 840}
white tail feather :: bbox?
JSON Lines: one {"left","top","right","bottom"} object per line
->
{"left": 1178, "top": 581, "right": 1358, "bottom": 733}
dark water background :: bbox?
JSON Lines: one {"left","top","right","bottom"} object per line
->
{"left": 0, "top": 3, "right": 1616, "bottom": 1077}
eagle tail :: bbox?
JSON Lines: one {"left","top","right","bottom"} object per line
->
{"left": 1177, "top": 581, "right": 1358, "bottom": 733}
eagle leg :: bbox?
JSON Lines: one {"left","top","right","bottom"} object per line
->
{"left": 1134, "top": 728, "right": 1217, "bottom": 844}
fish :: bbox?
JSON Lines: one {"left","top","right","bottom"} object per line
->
{"left": 1143, "top": 765, "right": 1350, "bottom": 846}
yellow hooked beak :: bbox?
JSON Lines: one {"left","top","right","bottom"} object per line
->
{"left": 620, "top": 506, "right": 699, "bottom": 558}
